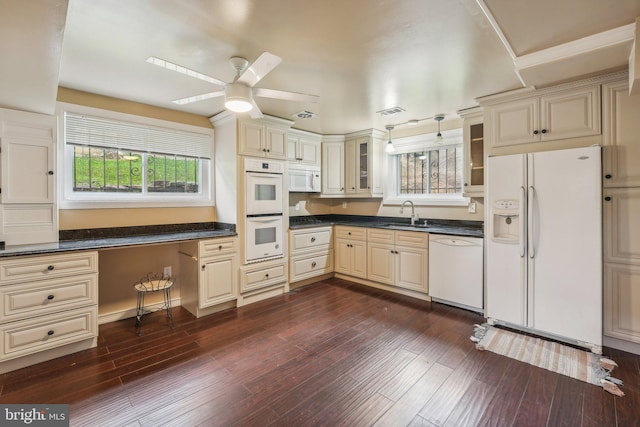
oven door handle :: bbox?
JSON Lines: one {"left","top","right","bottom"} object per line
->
{"left": 247, "top": 216, "right": 282, "bottom": 222}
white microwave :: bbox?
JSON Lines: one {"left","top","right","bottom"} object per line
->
{"left": 288, "top": 165, "right": 320, "bottom": 193}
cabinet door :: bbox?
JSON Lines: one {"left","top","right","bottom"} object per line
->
{"left": 286, "top": 136, "right": 299, "bottom": 162}
{"left": 395, "top": 246, "right": 428, "bottom": 293}
{"left": 603, "top": 80, "right": 640, "bottom": 187}
{"left": 489, "top": 97, "right": 539, "bottom": 147}
{"left": 334, "top": 239, "right": 352, "bottom": 275}
{"left": 367, "top": 242, "right": 394, "bottom": 285}
{"left": 299, "top": 138, "right": 320, "bottom": 166}
{"left": 199, "top": 255, "right": 237, "bottom": 308}
{"left": 344, "top": 139, "right": 357, "bottom": 193}
{"left": 604, "top": 187, "right": 640, "bottom": 265}
{"left": 604, "top": 263, "right": 640, "bottom": 343}
{"left": 0, "top": 111, "right": 55, "bottom": 204}
{"left": 462, "top": 113, "right": 484, "bottom": 196}
{"left": 540, "top": 86, "right": 600, "bottom": 141}
{"left": 239, "top": 121, "right": 265, "bottom": 156}
{"left": 322, "top": 141, "right": 345, "bottom": 195}
{"left": 351, "top": 240, "right": 368, "bottom": 279}
{"left": 266, "top": 127, "right": 287, "bottom": 159}
{"left": 355, "top": 138, "right": 371, "bottom": 193}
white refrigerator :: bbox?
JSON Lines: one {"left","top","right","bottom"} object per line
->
{"left": 485, "top": 146, "right": 602, "bottom": 351}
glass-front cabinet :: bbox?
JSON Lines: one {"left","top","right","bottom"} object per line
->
{"left": 460, "top": 107, "right": 485, "bottom": 197}
{"left": 345, "top": 137, "right": 370, "bottom": 194}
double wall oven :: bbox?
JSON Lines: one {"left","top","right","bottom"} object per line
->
{"left": 244, "top": 158, "right": 285, "bottom": 263}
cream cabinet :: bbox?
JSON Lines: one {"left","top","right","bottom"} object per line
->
{"left": 0, "top": 108, "right": 58, "bottom": 246}
{"left": 334, "top": 226, "right": 367, "bottom": 278}
{"left": 604, "top": 263, "right": 640, "bottom": 343}
{"left": 459, "top": 107, "right": 484, "bottom": 197}
{"left": 485, "top": 85, "right": 601, "bottom": 148}
{"left": 240, "top": 258, "right": 288, "bottom": 293}
{"left": 179, "top": 237, "right": 239, "bottom": 318}
{"left": 366, "top": 229, "right": 428, "bottom": 293}
{"left": 321, "top": 139, "right": 345, "bottom": 195}
{"left": 602, "top": 79, "right": 640, "bottom": 187}
{"left": 0, "top": 251, "right": 98, "bottom": 372}
{"left": 287, "top": 129, "right": 321, "bottom": 167}
{"left": 289, "top": 226, "right": 333, "bottom": 283}
{"left": 238, "top": 119, "right": 288, "bottom": 159}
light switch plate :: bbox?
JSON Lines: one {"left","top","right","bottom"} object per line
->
{"left": 468, "top": 202, "right": 476, "bottom": 213}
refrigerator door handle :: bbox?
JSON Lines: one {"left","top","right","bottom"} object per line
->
{"left": 520, "top": 185, "right": 526, "bottom": 257}
{"left": 528, "top": 185, "right": 535, "bottom": 259}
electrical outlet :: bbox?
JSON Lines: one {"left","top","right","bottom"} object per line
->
{"left": 468, "top": 202, "right": 477, "bottom": 213}
{"left": 295, "top": 201, "right": 300, "bottom": 211}
{"left": 163, "top": 266, "right": 172, "bottom": 278}
{"left": 342, "top": 202, "right": 347, "bottom": 209}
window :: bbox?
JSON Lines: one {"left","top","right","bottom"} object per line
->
{"left": 384, "top": 128, "right": 467, "bottom": 206}
{"left": 57, "top": 104, "right": 213, "bottom": 208}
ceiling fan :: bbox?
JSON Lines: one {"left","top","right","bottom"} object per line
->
{"left": 146, "top": 52, "right": 319, "bottom": 119}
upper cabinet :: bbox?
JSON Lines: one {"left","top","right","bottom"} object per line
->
{"left": 482, "top": 83, "right": 601, "bottom": 148}
{"left": 602, "top": 78, "right": 640, "bottom": 188}
{"left": 287, "top": 128, "right": 321, "bottom": 167}
{"left": 459, "top": 107, "right": 484, "bottom": 197}
{"left": 238, "top": 117, "right": 290, "bottom": 159}
{"left": 321, "top": 130, "right": 384, "bottom": 198}
{"left": 0, "top": 108, "right": 58, "bottom": 246}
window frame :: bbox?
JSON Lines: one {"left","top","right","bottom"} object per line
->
{"left": 383, "top": 128, "right": 469, "bottom": 207}
{"left": 56, "top": 102, "right": 214, "bottom": 209}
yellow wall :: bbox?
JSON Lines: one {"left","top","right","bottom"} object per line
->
{"left": 57, "top": 88, "right": 217, "bottom": 230}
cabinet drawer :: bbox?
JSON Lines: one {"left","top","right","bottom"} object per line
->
{"left": 240, "top": 260, "right": 287, "bottom": 293}
{"left": 0, "top": 252, "right": 98, "bottom": 285}
{"left": 0, "top": 306, "right": 97, "bottom": 361}
{"left": 367, "top": 228, "right": 394, "bottom": 244}
{"left": 0, "top": 274, "right": 98, "bottom": 322}
{"left": 335, "top": 226, "right": 366, "bottom": 241}
{"left": 290, "top": 227, "right": 332, "bottom": 253}
{"left": 290, "top": 250, "right": 334, "bottom": 282}
{"left": 395, "top": 231, "right": 429, "bottom": 248}
{"left": 200, "top": 238, "right": 237, "bottom": 258}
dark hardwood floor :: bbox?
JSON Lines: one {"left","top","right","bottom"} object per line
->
{"left": 1, "top": 278, "right": 638, "bottom": 426}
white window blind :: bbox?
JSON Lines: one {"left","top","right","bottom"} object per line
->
{"left": 64, "top": 112, "right": 211, "bottom": 159}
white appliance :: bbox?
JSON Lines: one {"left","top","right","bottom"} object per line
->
{"left": 245, "top": 158, "right": 284, "bottom": 216}
{"left": 428, "top": 235, "right": 483, "bottom": 312}
{"left": 288, "top": 165, "right": 320, "bottom": 192}
{"left": 486, "top": 146, "right": 602, "bottom": 351}
{"left": 245, "top": 215, "right": 284, "bottom": 262}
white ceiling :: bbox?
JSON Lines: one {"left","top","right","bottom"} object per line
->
{"left": 1, "top": 0, "right": 639, "bottom": 134}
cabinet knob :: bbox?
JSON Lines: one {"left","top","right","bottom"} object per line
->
{"left": 311, "top": 261, "right": 317, "bottom": 268}
{"left": 533, "top": 130, "right": 539, "bottom": 135}
{"left": 604, "top": 196, "right": 612, "bottom": 201}
{"left": 265, "top": 273, "right": 269, "bottom": 278}
{"left": 348, "top": 232, "right": 351, "bottom": 235}
{"left": 201, "top": 265, "right": 206, "bottom": 271}
{"left": 310, "top": 236, "right": 316, "bottom": 242}
{"left": 267, "top": 149, "right": 271, "bottom": 153}
{"left": 47, "top": 330, "right": 55, "bottom": 336}
{"left": 605, "top": 174, "right": 612, "bottom": 179}
{"left": 47, "top": 265, "right": 55, "bottom": 271}
{"left": 340, "top": 187, "right": 344, "bottom": 191}
{"left": 464, "top": 183, "right": 468, "bottom": 187}
{"left": 541, "top": 129, "right": 547, "bottom": 134}
{"left": 218, "top": 245, "right": 223, "bottom": 250}
{"left": 47, "top": 294, "right": 54, "bottom": 300}
{"left": 351, "top": 187, "right": 355, "bottom": 190}
{"left": 48, "top": 170, "right": 54, "bottom": 175}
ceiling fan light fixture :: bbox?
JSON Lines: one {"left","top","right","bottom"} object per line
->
{"left": 224, "top": 83, "right": 253, "bottom": 112}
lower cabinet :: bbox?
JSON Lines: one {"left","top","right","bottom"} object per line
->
{"left": 180, "top": 237, "right": 239, "bottom": 318}
{"left": 289, "top": 226, "right": 334, "bottom": 283}
{"left": 0, "top": 250, "right": 99, "bottom": 373}
{"left": 334, "top": 226, "right": 367, "bottom": 279}
{"left": 367, "top": 229, "right": 428, "bottom": 293}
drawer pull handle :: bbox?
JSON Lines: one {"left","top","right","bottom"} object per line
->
{"left": 47, "top": 330, "right": 55, "bottom": 336}
{"left": 265, "top": 273, "right": 269, "bottom": 278}
{"left": 605, "top": 174, "right": 612, "bottom": 179}
{"left": 311, "top": 261, "right": 317, "bottom": 268}
{"left": 311, "top": 237, "right": 316, "bottom": 242}
{"left": 47, "top": 265, "right": 55, "bottom": 271}
{"left": 348, "top": 232, "right": 351, "bottom": 235}
{"left": 47, "top": 295, "right": 55, "bottom": 300}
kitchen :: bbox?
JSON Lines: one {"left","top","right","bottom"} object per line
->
{"left": 1, "top": 0, "right": 640, "bottom": 425}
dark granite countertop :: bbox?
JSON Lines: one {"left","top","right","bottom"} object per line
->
{"left": 0, "top": 222, "right": 236, "bottom": 258}
{"left": 289, "top": 215, "right": 484, "bottom": 238}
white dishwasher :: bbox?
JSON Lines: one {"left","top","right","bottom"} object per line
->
{"left": 428, "top": 234, "right": 483, "bottom": 312}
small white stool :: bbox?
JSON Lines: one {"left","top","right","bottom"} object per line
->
{"left": 134, "top": 272, "right": 175, "bottom": 336}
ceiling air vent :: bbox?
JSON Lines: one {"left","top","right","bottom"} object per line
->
{"left": 376, "top": 106, "right": 406, "bottom": 116}
{"left": 293, "top": 110, "right": 318, "bottom": 119}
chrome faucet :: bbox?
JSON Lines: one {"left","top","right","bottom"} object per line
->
{"left": 400, "top": 200, "right": 419, "bottom": 225}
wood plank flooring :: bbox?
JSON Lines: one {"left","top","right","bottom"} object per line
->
{"left": 0, "top": 278, "right": 638, "bottom": 426}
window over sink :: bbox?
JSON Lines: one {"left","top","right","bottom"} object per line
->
{"left": 57, "top": 103, "right": 214, "bottom": 209}
{"left": 384, "top": 128, "right": 468, "bottom": 206}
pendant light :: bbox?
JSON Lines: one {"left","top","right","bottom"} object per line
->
{"left": 385, "top": 125, "right": 395, "bottom": 153}
{"left": 433, "top": 114, "right": 445, "bottom": 145}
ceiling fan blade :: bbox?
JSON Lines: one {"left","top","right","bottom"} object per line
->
{"left": 248, "top": 99, "right": 264, "bottom": 119}
{"left": 172, "top": 90, "right": 225, "bottom": 105}
{"left": 237, "top": 52, "right": 282, "bottom": 87}
{"left": 253, "top": 87, "right": 319, "bottom": 104}
{"left": 146, "top": 56, "right": 227, "bottom": 87}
